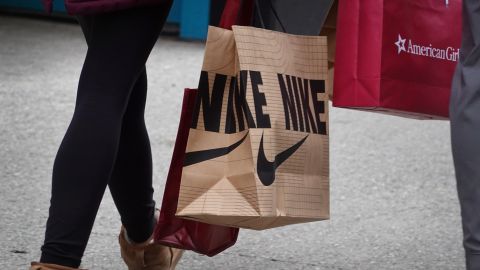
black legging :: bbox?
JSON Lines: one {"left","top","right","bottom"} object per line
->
{"left": 40, "top": 3, "right": 172, "bottom": 268}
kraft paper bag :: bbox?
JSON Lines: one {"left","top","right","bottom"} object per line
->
{"left": 176, "top": 25, "right": 329, "bottom": 230}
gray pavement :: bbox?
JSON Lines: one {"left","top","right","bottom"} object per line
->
{"left": 0, "top": 15, "right": 465, "bottom": 269}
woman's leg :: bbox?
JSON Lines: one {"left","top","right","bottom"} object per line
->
{"left": 78, "top": 8, "right": 157, "bottom": 245}
{"left": 108, "top": 67, "right": 156, "bottom": 244}
{"left": 78, "top": 11, "right": 157, "bottom": 244}
{"left": 40, "top": 4, "right": 172, "bottom": 268}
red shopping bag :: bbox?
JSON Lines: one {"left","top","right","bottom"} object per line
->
{"left": 153, "top": 89, "right": 239, "bottom": 256}
{"left": 332, "top": 0, "right": 462, "bottom": 119}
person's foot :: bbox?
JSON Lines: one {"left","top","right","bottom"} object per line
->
{"left": 119, "top": 226, "right": 184, "bottom": 270}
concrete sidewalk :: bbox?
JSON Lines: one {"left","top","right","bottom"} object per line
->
{"left": 0, "top": 15, "right": 464, "bottom": 269}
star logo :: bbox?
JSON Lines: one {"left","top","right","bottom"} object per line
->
{"left": 395, "top": 34, "right": 406, "bottom": 54}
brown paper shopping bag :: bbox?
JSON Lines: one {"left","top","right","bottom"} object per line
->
{"left": 176, "top": 25, "right": 329, "bottom": 230}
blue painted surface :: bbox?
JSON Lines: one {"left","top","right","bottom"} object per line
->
{"left": 53, "top": 0, "right": 66, "bottom": 12}
{"left": 167, "top": 0, "right": 182, "bottom": 23}
{"left": 0, "top": 0, "right": 209, "bottom": 39}
{"left": 180, "top": 0, "right": 210, "bottom": 40}
{"left": 0, "top": 0, "right": 42, "bottom": 11}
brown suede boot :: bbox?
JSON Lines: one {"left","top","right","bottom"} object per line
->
{"left": 29, "top": 262, "right": 86, "bottom": 270}
{"left": 119, "top": 226, "right": 184, "bottom": 270}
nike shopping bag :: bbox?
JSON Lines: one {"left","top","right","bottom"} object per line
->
{"left": 175, "top": 25, "right": 330, "bottom": 230}
{"left": 154, "top": 89, "right": 239, "bottom": 256}
{"left": 332, "top": 0, "right": 461, "bottom": 119}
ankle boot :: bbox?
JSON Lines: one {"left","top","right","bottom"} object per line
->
{"left": 30, "top": 262, "right": 86, "bottom": 270}
{"left": 119, "top": 226, "right": 184, "bottom": 270}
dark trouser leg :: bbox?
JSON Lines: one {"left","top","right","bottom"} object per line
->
{"left": 40, "top": 4, "right": 172, "bottom": 268}
{"left": 108, "top": 68, "right": 156, "bottom": 244}
{"left": 78, "top": 10, "right": 160, "bottom": 245}
{"left": 77, "top": 14, "right": 158, "bottom": 244}
{"left": 451, "top": 1, "right": 480, "bottom": 269}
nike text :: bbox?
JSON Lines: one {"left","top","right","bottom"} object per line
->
{"left": 192, "top": 70, "right": 327, "bottom": 135}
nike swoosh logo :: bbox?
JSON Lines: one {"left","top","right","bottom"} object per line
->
{"left": 257, "top": 133, "right": 308, "bottom": 186}
{"left": 184, "top": 132, "right": 249, "bottom": 166}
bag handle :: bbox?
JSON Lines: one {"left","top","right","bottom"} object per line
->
{"left": 219, "top": 0, "right": 255, "bottom": 30}
{"left": 219, "top": 0, "right": 286, "bottom": 32}
{"left": 253, "top": 0, "right": 287, "bottom": 32}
